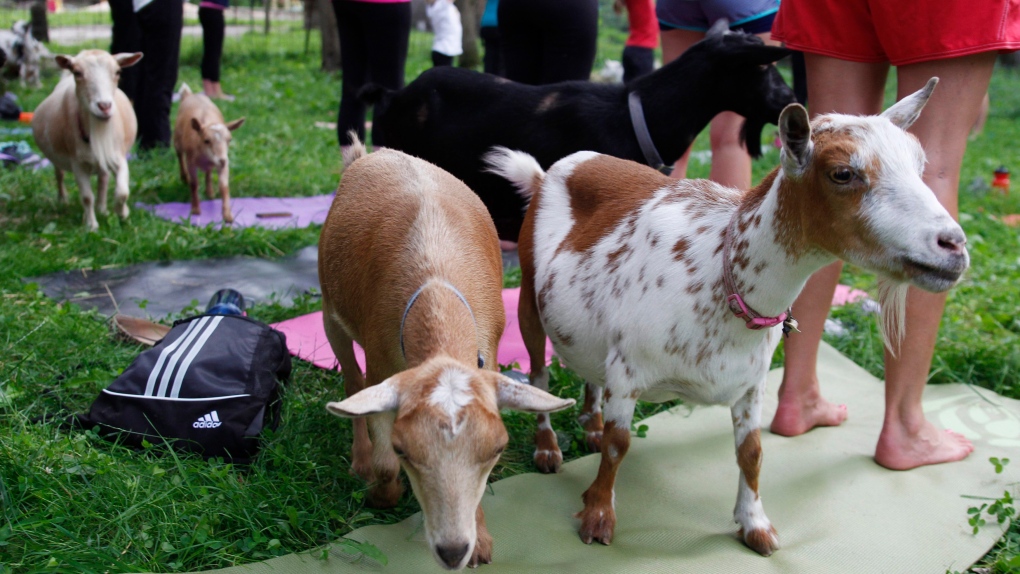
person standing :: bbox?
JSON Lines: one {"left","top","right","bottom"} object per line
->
{"left": 479, "top": 0, "right": 504, "bottom": 76}
{"left": 110, "top": 0, "right": 183, "bottom": 150}
{"left": 768, "top": 0, "right": 1019, "bottom": 470}
{"left": 199, "top": 0, "right": 233, "bottom": 100}
{"left": 656, "top": 0, "right": 781, "bottom": 189}
{"left": 426, "top": 0, "right": 463, "bottom": 68}
{"left": 497, "top": 0, "right": 598, "bottom": 85}
{"left": 332, "top": 0, "right": 411, "bottom": 150}
{"left": 620, "top": 0, "right": 658, "bottom": 82}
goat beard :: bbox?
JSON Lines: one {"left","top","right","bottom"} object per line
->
{"left": 740, "top": 118, "right": 766, "bottom": 159}
{"left": 876, "top": 278, "right": 909, "bottom": 357}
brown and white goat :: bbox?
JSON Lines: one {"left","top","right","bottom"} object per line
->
{"left": 173, "top": 84, "right": 245, "bottom": 223}
{"left": 32, "top": 50, "right": 142, "bottom": 231}
{"left": 486, "top": 79, "right": 968, "bottom": 556}
{"left": 319, "top": 137, "right": 575, "bottom": 570}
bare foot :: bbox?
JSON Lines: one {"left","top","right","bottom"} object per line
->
{"left": 874, "top": 421, "right": 973, "bottom": 470}
{"left": 770, "top": 390, "right": 847, "bottom": 436}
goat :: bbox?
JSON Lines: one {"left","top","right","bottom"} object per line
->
{"left": 485, "top": 78, "right": 968, "bottom": 556}
{"left": 0, "top": 21, "right": 47, "bottom": 88}
{"left": 361, "top": 20, "right": 795, "bottom": 241}
{"left": 319, "top": 136, "right": 575, "bottom": 570}
{"left": 173, "top": 83, "right": 245, "bottom": 224}
{"left": 32, "top": 50, "right": 142, "bottom": 231}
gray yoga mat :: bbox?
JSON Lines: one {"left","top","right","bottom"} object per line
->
{"left": 192, "top": 342, "right": 1017, "bottom": 574}
{"left": 26, "top": 247, "right": 522, "bottom": 318}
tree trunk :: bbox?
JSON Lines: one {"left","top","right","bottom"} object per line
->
{"left": 264, "top": 0, "right": 271, "bottom": 35}
{"left": 318, "top": 0, "right": 341, "bottom": 72}
{"left": 456, "top": 0, "right": 481, "bottom": 69}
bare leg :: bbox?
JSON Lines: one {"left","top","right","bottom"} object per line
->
{"left": 660, "top": 28, "right": 704, "bottom": 180}
{"left": 771, "top": 55, "right": 889, "bottom": 437}
{"left": 578, "top": 382, "right": 604, "bottom": 452}
{"left": 708, "top": 112, "right": 752, "bottom": 189}
{"left": 872, "top": 54, "right": 993, "bottom": 470}
{"left": 731, "top": 385, "right": 778, "bottom": 555}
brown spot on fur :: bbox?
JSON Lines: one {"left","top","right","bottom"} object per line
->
{"left": 737, "top": 430, "right": 762, "bottom": 494}
{"left": 562, "top": 155, "right": 671, "bottom": 254}
{"left": 672, "top": 237, "right": 690, "bottom": 262}
{"left": 656, "top": 276, "right": 664, "bottom": 288}
{"left": 686, "top": 281, "right": 704, "bottom": 294}
{"left": 606, "top": 243, "right": 632, "bottom": 273}
{"left": 553, "top": 326, "right": 574, "bottom": 346}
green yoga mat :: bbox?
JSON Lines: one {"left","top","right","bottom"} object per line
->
{"left": 199, "top": 343, "right": 1017, "bottom": 573}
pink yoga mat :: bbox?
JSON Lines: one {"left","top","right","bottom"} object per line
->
{"left": 272, "top": 285, "right": 871, "bottom": 375}
{"left": 137, "top": 194, "right": 335, "bottom": 230}
{"left": 271, "top": 288, "right": 554, "bottom": 374}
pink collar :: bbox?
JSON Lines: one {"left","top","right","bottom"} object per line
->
{"left": 721, "top": 209, "right": 796, "bottom": 332}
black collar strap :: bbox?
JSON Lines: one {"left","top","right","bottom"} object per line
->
{"left": 399, "top": 280, "right": 485, "bottom": 369}
{"left": 628, "top": 91, "right": 672, "bottom": 176}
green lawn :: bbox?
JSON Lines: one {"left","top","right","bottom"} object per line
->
{"left": 1, "top": 17, "right": 1019, "bottom": 574}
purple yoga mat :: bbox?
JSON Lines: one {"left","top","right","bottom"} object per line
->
{"left": 137, "top": 193, "right": 335, "bottom": 229}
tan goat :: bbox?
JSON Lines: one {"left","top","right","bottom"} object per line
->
{"left": 319, "top": 136, "right": 575, "bottom": 570}
{"left": 173, "top": 84, "right": 245, "bottom": 224}
{"left": 32, "top": 50, "right": 142, "bottom": 231}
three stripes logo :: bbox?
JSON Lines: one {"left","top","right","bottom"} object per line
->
{"left": 194, "top": 411, "right": 222, "bottom": 429}
{"left": 143, "top": 316, "right": 224, "bottom": 399}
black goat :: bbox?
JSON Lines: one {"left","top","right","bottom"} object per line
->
{"left": 361, "top": 24, "right": 795, "bottom": 241}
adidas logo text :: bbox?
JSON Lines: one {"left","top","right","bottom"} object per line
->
{"left": 193, "top": 410, "right": 222, "bottom": 429}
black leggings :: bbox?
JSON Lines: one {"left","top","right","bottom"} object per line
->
{"left": 497, "top": 0, "right": 598, "bottom": 85}
{"left": 199, "top": 7, "right": 225, "bottom": 82}
{"left": 110, "top": 0, "right": 182, "bottom": 150}
{"left": 332, "top": 0, "right": 411, "bottom": 147}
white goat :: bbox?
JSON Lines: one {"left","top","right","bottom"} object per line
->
{"left": 486, "top": 79, "right": 969, "bottom": 556}
{"left": 0, "top": 21, "right": 48, "bottom": 88}
{"left": 32, "top": 50, "right": 142, "bottom": 231}
{"left": 173, "top": 83, "right": 245, "bottom": 223}
{"left": 320, "top": 136, "right": 574, "bottom": 570}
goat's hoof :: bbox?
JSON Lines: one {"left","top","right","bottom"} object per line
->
{"left": 190, "top": 207, "right": 201, "bottom": 216}
{"left": 533, "top": 448, "right": 563, "bottom": 473}
{"left": 576, "top": 506, "right": 615, "bottom": 545}
{"left": 117, "top": 205, "right": 130, "bottom": 220}
{"left": 365, "top": 480, "right": 403, "bottom": 509}
{"left": 467, "top": 530, "right": 493, "bottom": 568}
{"left": 223, "top": 215, "right": 235, "bottom": 224}
{"left": 584, "top": 431, "right": 603, "bottom": 453}
{"left": 740, "top": 525, "right": 779, "bottom": 556}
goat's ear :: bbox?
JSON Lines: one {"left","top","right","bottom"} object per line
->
{"left": 326, "top": 380, "right": 400, "bottom": 418}
{"left": 191, "top": 118, "right": 203, "bottom": 133}
{"left": 225, "top": 117, "right": 246, "bottom": 131}
{"left": 706, "top": 18, "right": 729, "bottom": 38}
{"left": 779, "top": 103, "right": 812, "bottom": 172}
{"left": 54, "top": 55, "right": 74, "bottom": 71}
{"left": 114, "top": 52, "right": 143, "bottom": 69}
{"left": 494, "top": 373, "right": 575, "bottom": 414}
{"left": 736, "top": 44, "right": 792, "bottom": 65}
{"left": 881, "top": 77, "right": 938, "bottom": 131}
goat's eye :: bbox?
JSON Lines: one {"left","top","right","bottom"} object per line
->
{"left": 491, "top": 445, "right": 506, "bottom": 459}
{"left": 204, "top": 139, "right": 212, "bottom": 145}
{"left": 829, "top": 167, "right": 855, "bottom": 184}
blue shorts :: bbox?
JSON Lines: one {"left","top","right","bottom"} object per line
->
{"left": 657, "top": 0, "right": 779, "bottom": 34}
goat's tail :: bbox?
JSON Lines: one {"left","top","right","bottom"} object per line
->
{"left": 178, "top": 82, "right": 193, "bottom": 101}
{"left": 483, "top": 147, "right": 545, "bottom": 203}
{"left": 342, "top": 130, "right": 368, "bottom": 169}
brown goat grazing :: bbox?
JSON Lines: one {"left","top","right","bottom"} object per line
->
{"left": 173, "top": 84, "right": 245, "bottom": 223}
{"left": 319, "top": 136, "right": 574, "bottom": 570}
{"left": 32, "top": 50, "right": 142, "bottom": 231}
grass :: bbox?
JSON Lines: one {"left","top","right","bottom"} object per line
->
{"left": 1, "top": 12, "right": 1019, "bottom": 574}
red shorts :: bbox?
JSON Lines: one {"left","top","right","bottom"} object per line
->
{"left": 772, "top": 0, "right": 1020, "bottom": 66}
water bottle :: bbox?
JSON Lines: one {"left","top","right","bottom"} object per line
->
{"left": 205, "top": 289, "right": 246, "bottom": 316}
